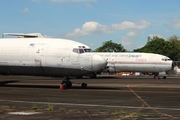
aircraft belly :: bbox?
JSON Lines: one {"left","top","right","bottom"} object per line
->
{"left": 115, "top": 64, "right": 159, "bottom": 72}
{"left": 0, "top": 66, "right": 90, "bottom": 77}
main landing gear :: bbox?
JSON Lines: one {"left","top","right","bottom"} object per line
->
{"left": 60, "top": 76, "right": 87, "bottom": 90}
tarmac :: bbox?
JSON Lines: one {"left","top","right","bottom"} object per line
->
{"left": 0, "top": 75, "right": 180, "bottom": 120}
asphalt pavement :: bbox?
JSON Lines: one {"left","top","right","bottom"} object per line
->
{"left": 0, "top": 75, "right": 180, "bottom": 120}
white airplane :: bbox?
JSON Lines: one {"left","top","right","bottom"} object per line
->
{"left": 0, "top": 33, "right": 107, "bottom": 88}
{"left": 94, "top": 52, "right": 174, "bottom": 79}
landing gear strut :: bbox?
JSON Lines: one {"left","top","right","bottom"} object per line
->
{"left": 154, "top": 75, "right": 160, "bottom": 79}
{"left": 60, "top": 76, "right": 88, "bottom": 90}
{"left": 153, "top": 73, "right": 160, "bottom": 79}
{"left": 153, "top": 71, "right": 168, "bottom": 79}
{"left": 61, "top": 77, "right": 72, "bottom": 89}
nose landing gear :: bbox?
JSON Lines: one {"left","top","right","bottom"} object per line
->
{"left": 153, "top": 72, "right": 167, "bottom": 79}
{"left": 61, "top": 77, "right": 72, "bottom": 89}
{"left": 60, "top": 76, "right": 88, "bottom": 90}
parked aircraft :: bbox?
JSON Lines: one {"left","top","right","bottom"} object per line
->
{"left": 94, "top": 52, "right": 173, "bottom": 79}
{"left": 0, "top": 33, "right": 107, "bottom": 88}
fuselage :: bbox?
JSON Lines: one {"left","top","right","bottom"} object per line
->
{"left": 0, "top": 38, "right": 107, "bottom": 77}
{"left": 96, "top": 52, "right": 173, "bottom": 73}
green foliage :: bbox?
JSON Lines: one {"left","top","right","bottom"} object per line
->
{"left": 46, "top": 104, "right": 54, "bottom": 111}
{"left": 133, "top": 36, "right": 180, "bottom": 61}
{"left": 31, "top": 104, "right": 38, "bottom": 110}
{"left": 94, "top": 36, "right": 180, "bottom": 61}
{"left": 94, "top": 40, "right": 127, "bottom": 52}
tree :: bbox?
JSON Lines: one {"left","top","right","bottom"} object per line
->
{"left": 134, "top": 36, "right": 180, "bottom": 61}
{"left": 168, "top": 35, "right": 180, "bottom": 61}
{"left": 94, "top": 40, "right": 127, "bottom": 52}
{"left": 168, "top": 35, "right": 180, "bottom": 49}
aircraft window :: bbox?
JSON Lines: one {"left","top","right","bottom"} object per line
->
{"left": 162, "top": 58, "right": 172, "bottom": 61}
{"left": 84, "top": 49, "right": 92, "bottom": 52}
{"left": 166, "top": 58, "right": 171, "bottom": 61}
{"left": 73, "top": 48, "right": 78, "bottom": 53}
{"left": 73, "top": 48, "right": 91, "bottom": 54}
{"left": 79, "top": 49, "right": 85, "bottom": 54}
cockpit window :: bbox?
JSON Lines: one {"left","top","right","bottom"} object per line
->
{"left": 84, "top": 49, "right": 92, "bottom": 52}
{"left": 73, "top": 48, "right": 78, "bottom": 53}
{"left": 79, "top": 49, "right": 84, "bottom": 54}
{"left": 162, "top": 57, "right": 171, "bottom": 61}
{"left": 72, "top": 48, "right": 92, "bottom": 54}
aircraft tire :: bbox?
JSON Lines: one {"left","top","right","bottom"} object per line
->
{"left": 81, "top": 83, "right": 87, "bottom": 88}
{"left": 163, "top": 76, "right": 166, "bottom": 79}
{"left": 154, "top": 75, "right": 160, "bottom": 79}
{"left": 61, "top": 80, "right": 72, "bottom": 89}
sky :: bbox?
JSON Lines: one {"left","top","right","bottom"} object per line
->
{"left": 0, "top": 0, "right": 180, "bottom": 51}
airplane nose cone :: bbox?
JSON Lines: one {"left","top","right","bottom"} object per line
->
{"left": 92, "top": 54, "right": 107, "bottom": 71}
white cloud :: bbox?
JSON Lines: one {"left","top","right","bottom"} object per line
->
{"left": 112, "top": 20, "right": 151, "bottom": 30}
{"left": 51, "top": 0, "right": 97, "bottom": 2}
{"left": 126, "top": 31, "right": 137, "bottom": 37}
{"left": 65, "top": 21, "right": 111, "bottom": 37}
{"left": 120, "top": 36, "right": 133, "bottom": 47}
{"left": 65, "top": 20, "right": 151, "bottom": 38}
{"left": 148, "top": 34, "right": 162, "bottom": 38}
{"left": 148, "top": 34, "right": 168, "bottom": 40}
{"left": 172, "top": 19, "right": 180, "bottom": 28}
{"left": 22, "top": 8, "right": 29, "bottom": 13}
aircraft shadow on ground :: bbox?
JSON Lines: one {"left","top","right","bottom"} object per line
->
{"left": 0, "top": 81, "right": 123, "bottom": 90}
{"left": 0, "top": 80, "right": 19, "bottom": 86}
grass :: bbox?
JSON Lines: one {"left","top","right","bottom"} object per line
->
{"left": 31, "top": 104, "right": 38, "bottom": 110}
{"left": 46, "top": 104, "right": 54, "bottom": 111}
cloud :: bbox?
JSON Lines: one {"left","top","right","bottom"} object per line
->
{"left": 120, "top": 36, "right": 133, "bottom": 48}
{"left": 148, "top": 34, "right": 162, "bottom": 38}
{"left": 172, "top": 19, "right": 180, "bottom": 28}
{"left": 65, "top": 21, "right": 111, "bottom": 37}
{"left": 21, "top": 8, "right": 29, "bottom": 13}
{"left": 148, "top": 34, "right": 168, "bottom": 40}
{"left": 112, "top": 20, "right": 151, "bottom": 30}
{"left": 65, "top": 20, "right": 151, "bottom": 38}
{"left": 50, "top": 0, "right": 97, "bottom": 2}
{"left": 126, "top": 31, "right": 137, "bottom": 37}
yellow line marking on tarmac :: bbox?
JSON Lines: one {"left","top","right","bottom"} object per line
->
{"left": 127, "top": 85, "right": 173, "bottom": 118}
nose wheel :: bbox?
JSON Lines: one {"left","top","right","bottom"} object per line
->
{"left": 60, "top": 76, "right": 88, "bottom": 89}
{"left": 61, "top": 77, "right": 72, "bottom": 89}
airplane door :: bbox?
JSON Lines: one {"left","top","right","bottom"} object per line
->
{"left": 34, "top": 44, "right": 45, "bottom": 67}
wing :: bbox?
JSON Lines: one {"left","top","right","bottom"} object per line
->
{"left": 2, "top": 33, "right": 43, "bottom": 38}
